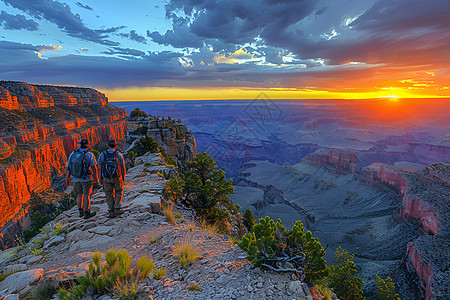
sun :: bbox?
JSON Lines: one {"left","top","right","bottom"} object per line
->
{"left": 379, "top": 94, "right": 399, "bottom": 102}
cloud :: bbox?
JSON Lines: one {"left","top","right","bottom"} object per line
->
{"left": 0, "top": 11, "right": 39, "bottom": 31}
{"left": 2, "top": 0, "right": 119, "bottom": 46}
{"left": 76, "top": 2, "right": 93, "bottom": 11}
{"left": 120, "top": 30, "right": 147, "bottom": 44}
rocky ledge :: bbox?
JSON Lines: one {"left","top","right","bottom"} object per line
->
{"left": 127, "top": 115, "right": 196, "bottom": 167}
{"left": 0, "top": 153, "right": 320, "bottom": 300}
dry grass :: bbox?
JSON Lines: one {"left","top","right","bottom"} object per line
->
{"left": 162, "top": 203, "right": 176, "bottom": 224}
{"left": 173, "top": 242, "right": 198, "bottom": 269}
{"left": 201, "top": 219, "right": 220, "bottom": 235}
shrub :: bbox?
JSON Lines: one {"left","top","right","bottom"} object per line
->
{"left": 174, "top": 243, "right": 198, "bottom": 269}
{"left": 65, "top": 248, "right": 155, "bottom": 299}
{"left": 130, "top": 108, "right": 148, "bottom": 119}
{"left": 315, "top": 284, "right": 332, "bottom": 300}
{"left": 327, "top": 247, "right": 365, "bottom": 300}
{"left": 150, "top": 238, "right": 158, "bottom": 243}
{"left": 152, "top": 267, "right": 166, "bottom": 280}
{"left": 33, "top": 280, "right": 56, "bottom": 300}
{"left": 129, "top": 136, "right": 159, "bottom": 157}
{"left": 132, "top": 125, "right": 148, "bottom": 135}
{"left": 243, "top": 209, "right": 256, "bottom": 231}
{"left": 174, "top": 213, "right": 182, "bottom": 219}
{"left": 52, "top": 220, "right": 67, "bottom": 236}
{"left": 238, "top": 216, "right": 327, "bottom": 281}
{"left": 57, "top": 288, "right": 73, "bottom": 300}
{"left": 188, "top": 284, "right": 202, "bottom": 291}
{"left": 136, "top": 255, "right": 153, "bottom": 280}
{"left": 163, "top": 203, "right": 176, "bottom": 224}
{"left": 0, "top": 273, "right": 7, "bottom": 282}
{"left": 30, "top": 247, "right": 43, "bottom": 256}
{"left": 375, "top": 275, "right": 400, "bottom": 300}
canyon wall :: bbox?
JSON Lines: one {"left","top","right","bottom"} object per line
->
{"left": 299, "top": 149, "right": 449, "bottom": 299}
{"left": 0, "top": 81, "right": 127, "bottom": 249}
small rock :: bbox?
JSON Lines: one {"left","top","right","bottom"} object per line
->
{"left": 201, "top": 258, "right": 209, "bottom": 264}
{"left": 3, "top": 294, "right": 19, "bottom": 300}
{"left": 256, "top": 282, "right": 263, "bottom": 288}
{"left": 216, "top": 275, "right": 229, "bottom": 284}
{"left": 247, "top": 285, "right": 254, "bottom": 292}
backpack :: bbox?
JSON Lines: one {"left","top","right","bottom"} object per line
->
{"left": 69, "top": 150, "right": 88, "bottom": 178}
{"left": 102, "top": 150, "right": 119, "bottom": 179}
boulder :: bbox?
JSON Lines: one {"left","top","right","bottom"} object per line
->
{"left": 4, "top": 264, "right": 27, "bottom": 274}
{"left": 0, "top": 268, "right": 44, "bottom": 294}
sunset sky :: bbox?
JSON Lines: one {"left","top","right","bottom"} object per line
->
{"left": 0, "top": 0, "right": 449, "bottom": 101}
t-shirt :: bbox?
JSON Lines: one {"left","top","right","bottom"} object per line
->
{"left": 66, "top": 148, "right": 97, "bottom": 182}
{"left": 98, "top": 149, "right": 126, "bottom": 183}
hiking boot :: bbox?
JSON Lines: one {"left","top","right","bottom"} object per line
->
{"left": 78, "top": 208, "right": 84, "bottom": 217}
{"left": 114, "top": 209, "right": 124, "bottom": 215}
{"left": 108, "top": 211, "right": 116, "bottom": 218}
{"left": 84, "top": 210, "right": 97, "bottom": 219}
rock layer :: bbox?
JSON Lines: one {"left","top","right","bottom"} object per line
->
{"left": 127, "top": 116, "right": 197, "bottom": 166}
{"left": 0, "top": 81, "right": 127, "bottom": 249}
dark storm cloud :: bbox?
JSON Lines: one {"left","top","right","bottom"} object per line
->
{"left": 153, "top": 0, "right": 450, "bottom": 70}
{"left": 151, "top": 0, "right": 317, "bottom": 48}
{"left": 120, "top": 30, "right": 147, "bottom": 44}
{"left": 76, "top": 2, "right": 93, "bottom": 11}
{"left": 0, "top": 11, "right": 39, "bottom": 31}
{"left": 1, "top": 0, "right": 119, "bottom": 46}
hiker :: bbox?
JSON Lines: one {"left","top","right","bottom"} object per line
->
{"left": 98, "top": 139, "right": 126, "bottom": 218}
{"left": 65, "top": 138, "right": 98, "bottom": 219}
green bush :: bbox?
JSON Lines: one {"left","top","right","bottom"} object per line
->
{"left": 188, "top": 284, "right": 202, "bottom": 291}
{"left": 238, "top": 216, "right": 327, "bottom": 281}
{"left": 327, "top": 247, "right": 365, "bottom": 300}
{"left": 129, "top": 136, "right": 159, "bottom": 156}
{"left": 0, "top": 273, "right": 7, "bottom": 282}
{"left": 152, "top": 267, "right": 166, "bottom": 280}
{"left": 52, "top": 220, "right": 67, "bottom": 236}
{"left": 132, "top": 126, "right": 148, "bottom": 135}
{"left": 375, "top": 275, "right": 400, "bottom": 300}
{"left": 129, "top": 108, "right": 148, "bottom": 118}
{"left": 64, "top": 248, "right": 154, "bottom": 299}
{"left": 243, "top": 209, "right": 256, "bottom": 231}
{"left": 174, "top": 243, "right": 197, "bottom": 269}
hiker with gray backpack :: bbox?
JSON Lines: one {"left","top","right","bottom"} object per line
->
{"left": 98, "top": 139, "right": 126, "bottom": 218}
{"left": 65, "top": 138, "right": 98, "bottom": 219}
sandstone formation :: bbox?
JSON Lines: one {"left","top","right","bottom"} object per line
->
{"left": 0, "top": 81, "right": 127, "bottom": 249}
{"left": 127, "top": 115, "right": 197, "bottom": 166}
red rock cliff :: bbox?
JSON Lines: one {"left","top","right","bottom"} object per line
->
{"left": 0, "top": 82, "right": 127, "bottom": 249}
{"left": 301, "top": 148, "right": 359, "bottom": 173}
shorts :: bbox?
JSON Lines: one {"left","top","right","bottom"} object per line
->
{"left": 73, "top": 181, "right": 93, "bottom": 195}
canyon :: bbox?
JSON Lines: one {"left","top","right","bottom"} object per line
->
{"left": 231, "top": 149, "right": 449, "bottom": 299}
{"left": 0, "top": 81, "right": 127, "bottom": 249}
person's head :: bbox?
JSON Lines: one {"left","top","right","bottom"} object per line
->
{"left": 108, "top": 139, "right": 117, "bottom": 149}
{"left": 79, "top": 138, "right": 92, "bottom": 149}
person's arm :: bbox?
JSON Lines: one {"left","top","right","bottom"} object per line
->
{"left": 65, "top": 169, "right": 71, "bottom": 186}
{"left": 91, "top": 153, "right": 98, "bottom": 183}
{"left": 121, "top": 154, "right": 126, "bottom": 181}
{"left": 98, "top": 153, "right": 103, "bottom": 184}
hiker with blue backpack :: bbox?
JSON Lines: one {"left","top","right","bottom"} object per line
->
{"left": 98, "top": 139, "right": 126, "bottom": 218}
{"left": 65, "top": 138, "right": 98, "bottom": 219}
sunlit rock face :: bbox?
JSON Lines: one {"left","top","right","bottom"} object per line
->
{"left": 127, "top": 116, "right": 197, "bottom": 166}
{"left": 0, "top": 81, "right": 108, "bottom": 109}
{"left": 0, "top": 81, "right": 127, "bottom": 249}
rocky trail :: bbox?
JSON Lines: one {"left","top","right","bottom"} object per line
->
{"left": 0, "top": 152, "right": 318, "bottom": 300}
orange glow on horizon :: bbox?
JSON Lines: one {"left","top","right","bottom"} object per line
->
{"left": 103, "top": 86, "right": 449, "bottom": 102}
